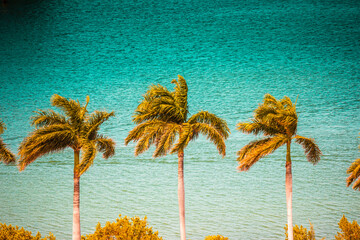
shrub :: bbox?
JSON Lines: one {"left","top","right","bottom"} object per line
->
{"left": 335, "top": 215, "right": 360, "bottom": 240}
{"left": 0, "top": 223, "right": 55, "bottom": 240}
{"left": 82, "top": 215, "right": 163, "bottom": 240}
{"left": 204, "top": 235, "right": 229, "bottom": 240}
{"left": 285, "top": 222, "right": 324, "bottom": 240}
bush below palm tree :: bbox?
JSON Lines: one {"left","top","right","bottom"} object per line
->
{"left": 82, "top": 215, "right": 162, "bottom": 240}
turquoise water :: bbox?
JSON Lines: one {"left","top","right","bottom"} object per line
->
{"left": 0, "top": 0, "right": 359, "bottom": 239}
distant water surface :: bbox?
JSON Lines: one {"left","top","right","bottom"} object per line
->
{"left": 0, "top": 0, "right": 359, "bottom": 239}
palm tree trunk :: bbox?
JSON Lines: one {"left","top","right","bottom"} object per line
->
{"left": 73, "top": 150, "right": 81, "bottom": 240}
{"left": 178, "top": 150, "right": 186, "bottom": 240}
{"left": 285, "top": 141, "right": 293, "bottom": 240}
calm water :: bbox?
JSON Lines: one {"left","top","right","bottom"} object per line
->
{"left": 0, "top": 0, "right": 359, "bottom": 239}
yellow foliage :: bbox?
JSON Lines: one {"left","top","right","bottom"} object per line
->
{"left": 0, "top": 223, "right": 55, "bottom": 240}
{"left": 285, "top": 222, "right": 325, "bottom": 240}
{"left": 82, "top": 215, "right": 162, "bottom": 240}
{"left": 204, "top": 235, "right": 229, "bottom": 240}
{"left": 335, "top": 215, "right": 360, "bottom": 240}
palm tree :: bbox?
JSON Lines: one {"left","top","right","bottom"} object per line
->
{"left": 0, "top": 120, "right": 16, "bottom": 164}
{"left": 125, "top": 75, "right": 230, "bottom": 240}
{"left": 236, "top": 94, "right": 321, "bottom": 240}
{"left": 346, "top": 138, "right": 360, "bottom": 190}
{"left": 18, "top": 94, "right": 115, "bottom": 240}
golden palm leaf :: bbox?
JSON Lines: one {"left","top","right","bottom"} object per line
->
{"left": 153, "top": 124, "right": 179, "bottom": 157}
{"left": 18, "top": 124, "right": 74, "bottom": 170}
{"left": 191, "top": 122, "right": 227, "bottom": 157}
{"left": 31, "top": 109, "right": 67, "bottom": 128}
{"left": 237, "top": 135, "right": 287, "bottom": 171}
{"left": 294, "top": 136, "right": 322, "bottom": 164}
{"left": 78, "top": 140, "right": 97, "bottom": 176}
{"left": 347, "top": 158, "right": 360, "bottom": 190}
{"left": 96, "top": 137, "right": 116, "bottom": 159}
{"left": 0, "top": 138, "right": 16, "bottom": 164}
{"left": 0, "top": 120, "right": 5, "bottom": 135}
{"left": 188, "top": 110, "right": 230, "bottom": 138}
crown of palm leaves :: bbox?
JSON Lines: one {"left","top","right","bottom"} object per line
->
{"left": 19, "top": 94, "right": 115, "bottom": 175}
{"left": 237, "top": 94, "right": 321, "bottom": 171}
{"left": 126, "top": 75, "right": 230, "bottom": 158}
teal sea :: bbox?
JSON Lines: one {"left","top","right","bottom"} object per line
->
{"left": 0, "top": 0, "right": 359, "bottom": 239}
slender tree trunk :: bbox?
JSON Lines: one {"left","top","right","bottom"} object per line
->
{"left": 73, "top": 150, "right": 81, "bottom": 240}
{"left": 285, "top": 141, "right": 293, "bottom": 240}
{"left": 178, "top": 150, "right": 186, "bottom": 240}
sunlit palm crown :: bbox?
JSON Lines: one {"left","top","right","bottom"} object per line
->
{"left": 237, "top": 94, "right": 321, "bottom": 171}
{"left": 0, "top": 120, "right": 16, "bottom": 164}
{"left": 125, "top": 75, "right": 230, "bottom": 157}
{"left": 347, "top": 141, "right": 360, "bottom": 190}
{"left": 18, "top": 94, "right": 115, "bottom": 175}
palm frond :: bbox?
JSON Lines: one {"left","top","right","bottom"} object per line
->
{"left": 346, "top": 158, "right": 360, "bottom": 190}
{"left": 0, "top": 120, "right": 5, "bottom": 135}
{"left": 350, "top": 177, "right": 360, "bottom": 191}
{"left": 85, "top": 111, "right": 115, "bottom": 139}
{"left": 151, "top": 98, "right": 182, "bottom": 122}
{"left": 125, "top": 120, "right": 167, "bottom": 145}
{"left": 257, "top": 112, "right": 287, "bottom": 135}
{"left": 135, "top": 133, "right": 155, "bottom": 156}
{"left": 280, "top": 114, "right": 298, "bottom": 135}
{"left": 96, "top": 136, "right": 115, "bottom": 159}
{"left": 280, "top": 101, "right": 298, "bottom": 135}
{"left": 51, "top": 94, "right": 82, "bottom": 118}
{"left": 172, "top": 75, "right": 188, "bottom": 121}
{"left": 0, "top": 138, "right": 16, "bottom": 164}
{"left": 294, "top": 136, "right": 322, "bottom": 164}
{"left": 237, "top": 138, "right": 272, "bottom": 161}
{"left": 31, "top": 109, "right": 67, "bottom": 128}
{"left": 133, "top": 96, "right": 181, "bottom": 124}
{"left": 143, "top": 84, "right": 173, "bottom": 101}
{"left": 237, "top": 135, "right": 287, "bottom": 171}
{"left": 237, "top": 119, "right": 280, "bottom": 136}
{"left": 280, "top": 96, "right": 295, "bottom": 109}
{"left": 78, "top": 141, "right": 97, "bottom": 176}
{"left": 191, "top": 122, "right": 227, "bottom": 157}
{"left": 134, "top": 123, "right": 166, "bottom": 156}
{"left": 132, "top": 103, "right": 155, "bottom": 125}
{"left": 171, "top": 123, "right": 193, "bottom": 154}
{"left": 153, "top": 124, "right": 179, "bottom": 157}
{"left": 51, "top": 94, "right": 86, "bottom": 129}
{"left": 18, "top": 124, "right": 74, "bottom": 171}
{"left": 254, "top": 104, "right": 279, "bottom": 122}
{"left": 188, "top": 111, "right": 230, "bottom": 138}
{"left": 139, "top": 84, "right": 174, "bottom": 108}
{"left": 263, "top": 94, "right": 283, "bottom": 109}
{"left": 251, "top": 94, "right": 299, "bottom": 137}
{"left": 132, "top": 77, "right": 188, "bottom": 125}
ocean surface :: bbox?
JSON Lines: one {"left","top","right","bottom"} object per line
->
{"left": 0, "top": 0, "right": 359, "bottom": 239}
